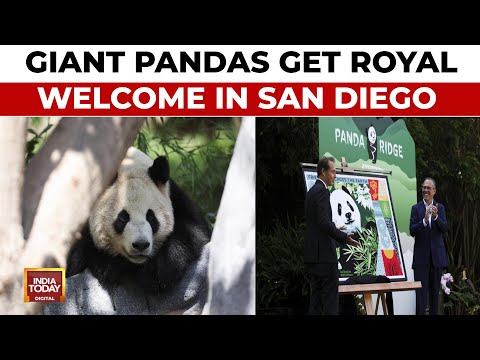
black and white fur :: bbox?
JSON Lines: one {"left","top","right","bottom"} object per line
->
{"left": 67, "top": 147, "right": 211, "bottom": 294}
{"left": 330, "top": 185, "right": 361, "bottom": 235}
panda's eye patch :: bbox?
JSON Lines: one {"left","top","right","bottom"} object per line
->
{"left": 118, "top": 210, "right": 130, "bottom": 222}
{"left": 146, "top": 209, "right": 159, "bottom": 234}
{"left": 347, "top": 201, "right": 355, "bottom": 212}
{"left": 338, "top": 203, "right": 341, "bottom": 216}
{"left": 113, "top": 210, "right": 130, "bottom": 234}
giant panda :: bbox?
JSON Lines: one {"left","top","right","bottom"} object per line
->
{"left": 330, "top": 186, "right": 362, "bottom": 272}
{"left": 330, "top": 186, "right": 361, "bottom": 235}
{"left": 44, "top": 147, "right": 211, "bottom": 315}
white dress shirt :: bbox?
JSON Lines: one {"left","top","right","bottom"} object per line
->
{"left": 423, "top": 200, "right": 438, "bottom": 228}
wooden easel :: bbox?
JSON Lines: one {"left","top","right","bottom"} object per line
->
{"left": 339, "top": 281, "right": 421, "bottom": 315}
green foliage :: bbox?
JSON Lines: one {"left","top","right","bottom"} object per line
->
{"left": 256, "top": 117, "right": 318, "bottom": 232}
{"left": 343, "top": 227, "right": 378, "bottom": 276}
{"left": 25, "top": 118, "right": 53, "bottom": 164}
{"left": 256, "top": 217, "right": 309, "bottom": 314}
{"left": 404, "top": 117, "right": 480, "bottom": 284}
{"left": 134, "top": 117, "right": 238, "bottom": 229}
{"left": 24, "top": 116, "right": 237, "bottom": 232}
{"left": 444, "top": 277, "right": 480, "bottom": 315}
{"left": 133, "top": 126, "right": 151, "bottom": 155}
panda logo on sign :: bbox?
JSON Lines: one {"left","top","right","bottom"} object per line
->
{"left": 330, "top": 186, "right": 361, "bottom": 235}
{"left": 366, "top": 124, "right": 377, "bottom": 164}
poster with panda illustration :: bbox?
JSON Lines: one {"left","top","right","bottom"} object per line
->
{"left": 301, "top": 164, "right": 407, "bottom": 282}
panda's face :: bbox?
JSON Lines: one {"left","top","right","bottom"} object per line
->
{"left": 330, "top": 187, "right": 361, "bottom": 234}
{"left": 89, "top": 177, "right": 174, "bottom": 264}
{"left": 368, "top": 126, "right": 377, "bottom": 144}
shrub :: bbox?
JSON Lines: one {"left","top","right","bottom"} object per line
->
{"left": 257, "top": 217, "right": 309, "bottom": 314}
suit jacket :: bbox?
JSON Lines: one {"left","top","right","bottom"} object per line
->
{"left": 410, "top": 200, "right": 449, "bottom": 269}
{"left": 304, "top": 180, "right": 348, "bottom": 264}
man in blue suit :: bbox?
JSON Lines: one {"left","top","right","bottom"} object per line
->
{"left": 410, "top": 177, "right": 449, "bottom": 315}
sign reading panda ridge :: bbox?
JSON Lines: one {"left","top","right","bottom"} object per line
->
{"left": 301, "top": 165, "right": 407, "bottom": 283}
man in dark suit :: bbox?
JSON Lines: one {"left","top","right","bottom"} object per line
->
{"left": 410, "top": 177, "right": 449, "bottom": 315}
{"left": 304, "top": 156, "right": 359, "bottom": 315}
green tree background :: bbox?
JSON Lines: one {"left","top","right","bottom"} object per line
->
{"left": 256, "top": 117, "right": 480, "bottom": 315}
{"left": 27, "top": 117, "right": 240, "bottom": 230}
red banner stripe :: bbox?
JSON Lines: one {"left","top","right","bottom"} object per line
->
{"left": 0, "top": 82, "right": 479, "bottom": 116}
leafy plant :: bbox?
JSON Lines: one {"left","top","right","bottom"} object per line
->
{"left": 256, "top": 117, "right": 318, "bottom": 233}
{"left": 256, "top": 217, "right": 309, "bottom": 314}
{"left": 343, "top": 227, "right": 379, "bottom": 276}
{"left": 133, "top": 118, "right": 237, "bottom": 230}
{"left": 25, "top": 118, "right": 53, "bottom": 164}
{"left": 133, "top": 126, "right": 152, "bottom": 155}
{"left": 443, "top": 277, "right": 480, "bottom": 315}
{"left": 405, "top": 118, "right": 480, "bottom": 285}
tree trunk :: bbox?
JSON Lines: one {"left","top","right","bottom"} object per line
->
{"left": 0, "top": 117, "right": 145, "bottom": 314}
{"left": 0, "top": 117, "right": 28, "bottom": 283}
{"left": 202, "top": 117, "right": 256, "bottom": 315}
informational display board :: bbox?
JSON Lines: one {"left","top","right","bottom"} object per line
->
{"left": 301, "top": 164, "right": 407, "bottom": 282}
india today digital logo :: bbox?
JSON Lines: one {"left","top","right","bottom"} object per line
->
{"left": 24, "top": 268, "right": 66, "bottom": 303}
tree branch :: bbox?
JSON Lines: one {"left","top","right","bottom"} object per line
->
{"left": 22, "top": 117, "right": 145, "bottom": 268}
{"left": 0, "top": 118, "right": 27, "bottom": 272}
{"left": 0, "top": 117, "right": 145, "bottom": 314}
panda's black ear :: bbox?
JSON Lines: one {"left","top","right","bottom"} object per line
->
{"left": 148, "top": 155, "right": 170, "bottom": 186}
{"left": 342, "top": 185, "right": 351, "bottom": 196}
